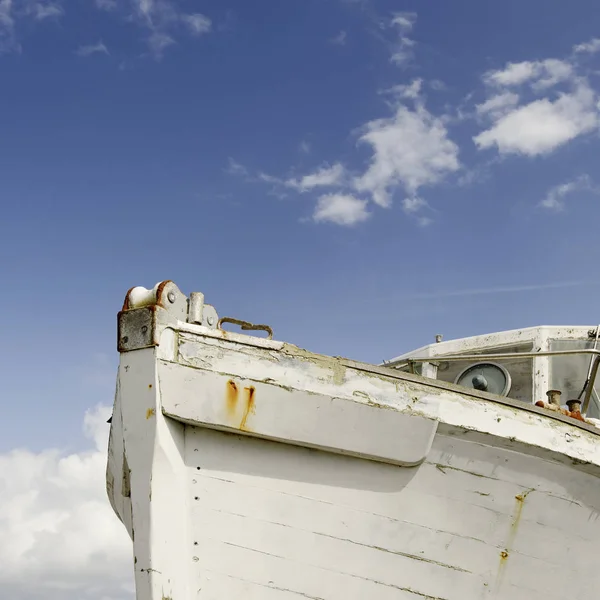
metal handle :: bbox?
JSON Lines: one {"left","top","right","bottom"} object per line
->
{"left": 218, "top": 317, "right": 273, "bottom": 340}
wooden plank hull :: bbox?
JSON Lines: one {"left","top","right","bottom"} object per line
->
{"left": 107, "top": 324, "right": 600, "bottom": 600}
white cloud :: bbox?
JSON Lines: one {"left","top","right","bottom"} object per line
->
{"left": 286, "top": 163, "right": 346, "bottom": 191}
{"left": 330, "top": 30, "right": 346, "bottom": 46}
{"left": 539, "top": 174, "right": 595, "bottom": 211}
{"left": 476, "top": 92, "right": 520, "bottom": 118}
{"left": 574, "top": 38, "right": 600, "bottom": 54}
{"left": 391, "top": 12, "right": 416, "bottom": 31}
{"left": 313, "top": 193, "right": 370, "bottom": 226}
{"left": 182, "top": 13, "right": 211, "bottom": 36}
{"left": 389, "top": 11, "right": 417, "bottom": 67}
{"left": 0, "top": 404, "right": 133, "bottom": 600}
{"left": 533, "top": 59, "right": 575, "bottom": 90}
{"left": 384, "top": 78, "right": 423, "bottom": 100}
{"left": 474, "top": 82, "right": 599, "bottom": 156}
{"left": 76, "top": 41, "right": 109, "bottom": 56}
{"left": 402, "top": 196, "right": 427, "bottom": 214}
{"left": 485, "top": 61, "right": 539, "bottom": 87}
{"left": 483, "top": 59, "right": 573, "bottom": 90}
{"left": 354, "top": 104, "right": 460, "bottom": 207}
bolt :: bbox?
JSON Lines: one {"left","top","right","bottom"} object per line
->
{"left": 207, "top": 316, "right": 215, "bottom": 326}
{"left": 141, "top": 325, "right": 148, "bottom": 334}
{"left": 546, "top": 389, "right": 562, "bottom": 406}
{"left": 167, "top": 291, "right": 176, "bottom": 303}
{"left": 122, "top": 336, "right": 129, "bottom": 344}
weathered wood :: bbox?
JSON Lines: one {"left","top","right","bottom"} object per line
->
{"left": 107, "top": 285, "right": 600, "bottom": 600}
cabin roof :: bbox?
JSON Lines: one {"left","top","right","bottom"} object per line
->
{"left": 384, "top": 325, "right": 597, "bottom": 365}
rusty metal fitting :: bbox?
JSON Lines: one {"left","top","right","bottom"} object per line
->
{"left": 546, "top": 389, "right": 562, "bottom": 407}
{"left": 566, "top": 399, "right": 582, "bottom": 413}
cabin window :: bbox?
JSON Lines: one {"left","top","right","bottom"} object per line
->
{"left": 432, "top": 344, "right": 534, "bottom": 403}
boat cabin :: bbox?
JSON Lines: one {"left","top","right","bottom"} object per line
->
{"left": 385, "top": 326, "right": 600, "bottom": 420}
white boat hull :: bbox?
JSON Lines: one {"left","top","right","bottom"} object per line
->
{"left": 107, "top": 292, "right": 600, "bottom": 600}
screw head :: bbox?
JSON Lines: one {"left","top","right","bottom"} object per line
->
{"left": 207, "top": 316, "right": 215, "bottom": 326}
{"left": 167, "top": 291, "right": 176, "bottom": 303}
{"left": 141, "top": 325, "right": 148, "bottom": 334}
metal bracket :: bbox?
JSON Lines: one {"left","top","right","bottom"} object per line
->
{"left": 118, "top": 281, "right": 221, "bottom": 352}
{"left": 117, "top": 280, "right": 274, "bottom": 352}
{"left": 118, "top": 307, "right": 158, "bottom": 352}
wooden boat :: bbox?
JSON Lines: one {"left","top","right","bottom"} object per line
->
{"left": 106, "top": 280, "right": 600, "bottom": 600}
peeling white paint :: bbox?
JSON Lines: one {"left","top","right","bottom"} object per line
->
{"left": 107, "top": 321, "right": 600, "bottom": 600}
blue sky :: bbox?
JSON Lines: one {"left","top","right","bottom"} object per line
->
{"left": 3, "top": 2, "right": 600, "bottom": 595}
{"left": 4, "top": 0, "right": 600, "bottom": 453}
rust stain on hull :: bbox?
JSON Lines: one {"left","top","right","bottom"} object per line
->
{"left": 146, "top": 408, "right": 156, "bottom": 419}
{"left": 225, "top": 380, "right": 256, "bottom": 431}
{"left": 240, "top": 386, "right": 256, "bottom": 431}
{"left": 495, "top": 488, "right": 534, "bottom": 591}
{"left": 226, "top": 380, "right": 239, "bottom": 416}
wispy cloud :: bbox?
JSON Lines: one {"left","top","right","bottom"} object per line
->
{"left": 94, "top": 0, "right": 116, "bottom": 9}
{"left": 405, "top": 280, "right": 588, "bottom": 300}
{"left": 148, "top": 31, "right": 175, "bottom": 57}
{"left": 225, "top": 157, "right": 250, "bottom": 177}
{"left": 483, "top": 59, "right": 574, "bottom": 90}
{"left": 475, "top": 92, "right": 519, "bottom": 119}
{"left": 89, "top": 0, "right": 212, "bottom": 58}
{"left": 573, "top": 38, "right": 600, "bottom": 54}
{"left": 382, "top": 78, "right": 423, "bottom": 100}
{"left": 330, "top": 30, "right": 346, "bottom": 46}
{"left": 0, "top": 0, "right": 16, "bottom": 54}
{"left": 75, "top": 41, "right": 108, "bottom": 57}
{"left": 24, "top": 0, "right": 63, "bottom": 21}
{"left": 539, "top": 174, "right": 597, "bottom": 211}
{"left": 389, "top": 11, "right": 417, "bottom": 67}
{"left": 0, "top": 0, "right": 64, "bottom": 52}
{"left": 182, "top": 13, "right": 211, "bottom": 36}
{"left": 299, "top": 140, "right": 311, "bottom": 154}
{"left": 286, "top": 163, "right": 346, "bottom": 192}
{"left": 226, "top": 15, "right": 457, "bottom": 228}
